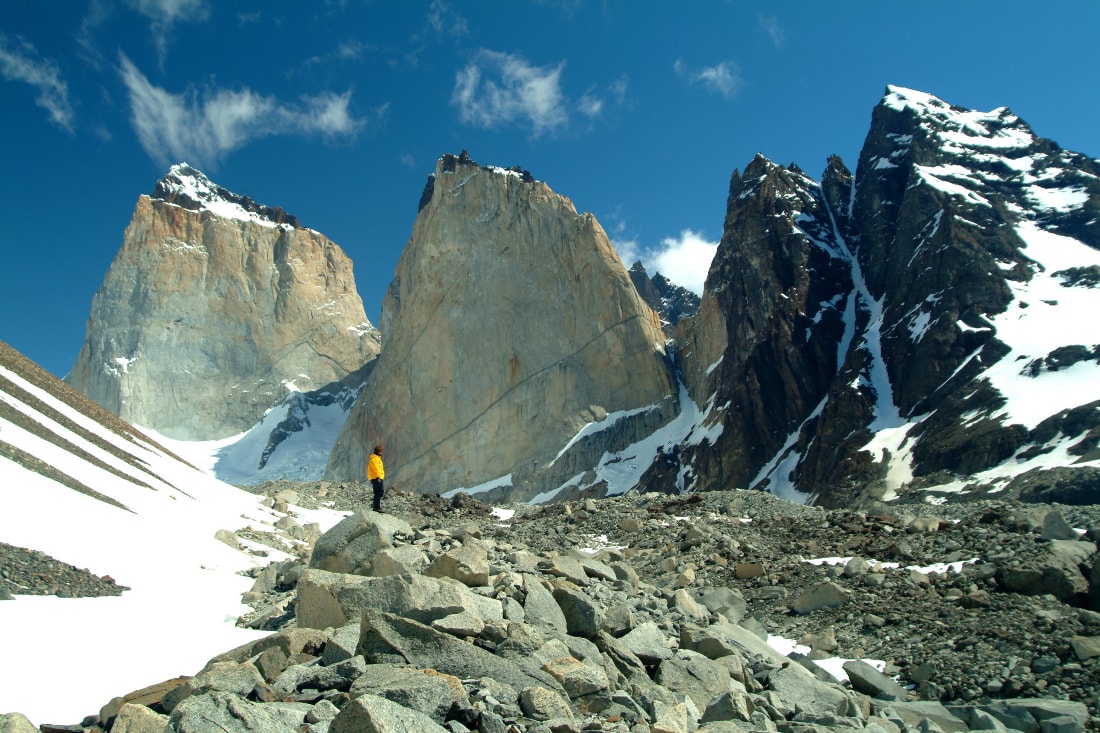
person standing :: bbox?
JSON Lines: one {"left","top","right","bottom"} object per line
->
{"left": 368, "top": 445, "right": 385, "bottom": 512}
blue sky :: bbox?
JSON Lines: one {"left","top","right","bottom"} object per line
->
{"left": 2, "top": 1, "right": 1097, "bottom": 379}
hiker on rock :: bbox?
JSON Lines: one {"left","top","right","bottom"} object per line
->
{"left": 368, "top": 444, "right": 385, "bottom": 512}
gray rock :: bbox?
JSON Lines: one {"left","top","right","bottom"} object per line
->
{"left": 611, "top": 561, "right": 640, "bottom": 592}
{"left": 974, "top": 699, "right": 1090, "bottom": 733}
{"left": 309, "top": 510, "right": 411, "bottom": 576}
{"left": 790, "top": 580, "right": 852, "bottom": 615}
{"left": 305, "top": 699, "right": 340, "bottom": 724}
{"left": 552, "top": 584, "right": 605, "bottom": 639}
{"left": 274, "top": 655, "right": 367, "bottom": 693}
{"left": 652, "top": 697, "right": 701, "bottom": 733}
{"left": 844, "top": 556, "right": 871, "bottom": 577}
{"left": 595, "top": 630, "right": 649, "bottom": 680}
{"left": 215, "top": 529, "right": 241, "bottom": 549}
{"left": 766, "top": 662, "right": 852, "bottom": 718}
{"left": 698, "top": 722, "right": 752, "bottom": 733}
{"left": 576, "top": 555, "right": 618, "bottom": 582}
{"left": 163, "top": 661, "right": 265, "bottom": 713}
{"left": 519, "top": 686, "right": 575, "bottom": 721}
{"left": 205, "top": 628, "right": 328, "bottom": 670}
{"left": 701, "top": 690, "right": 755, "bottom": 724}
{"left": 670, "top": 588, "right": 709, "bottom": 622}
{"left": 1071, "top": 635, "right": 1100, "bottom": 660}
{"left": 111, "top": 703, "right": 170, "bottom": 733}
{"left": 371, "top": 544, "right": 429, "bottom": 576}
{"left": 0, "top": 713, "right": 39, "bottom": 733}
{"left": 432, "top": 608, "right": 486, "bottom": 637}
{"left": 1048, "top": 539, "right": 1096, "bottom": 565}
{"left": 541, "top": 656, "right": 611, "bottom": 698}
{"left": 620, "top": 621, "right": 673, "bottom": 663}
{"left": 798, "top": 627, "right": 838, "bottom": 653}
{"left": 523, "top": 574, "right": 568, "bottom": 633}
{"left": 699, "top": 587, "right": 747, "bottom": 624}
{"left": 545, "top": 555, "right": 590, "bottom": 586}
{"left": 655, "top": 648, "right": 732, "bottom": 711}
{"left": 169, "top": 691, "right": 303, "bottom": 732}
{"left": 425, "top": 542, "right": 490, "bottom": 587}
{"left": 603, "top": 603, "right": 636, "bottom": 635}
{"left": 1041, "top": 510, "right": 1079, "bottom": 541}
{"left": 843, "top": 659, "right": 908, "bottom": 701}
{"left": 1001, "top": 556, "right": 1089, "bottom": 603}
{"left": 320, "top": 623, "right": 361, "bottom": 666}
{"left": 679, "top": 622, "right": 785, "bottom": 666}
{"left": 330, "top": 693, "right": 449, "bottom": 733}
{"left": 297, "top": 568, "right": 501, "bottom": 630}
{"left": 349, "top": 664, "right": 461, "bottom": 721}
{"left": 357, "top": 609, "right": 565, "bottom": 696}
{"left": 878, "top": 701, "right": 969, "bottom": 733}
{"left": 254, "top": 646, "right": 289, "bottom": 685}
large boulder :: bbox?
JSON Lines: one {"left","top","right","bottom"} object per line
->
{"left": 356, "top": 609, "right": 565, "bottom": 696}
{"left": 309, "top": 510, "right": 412, "bottom": 576}
{"left": 297, "top": 568, "right": 502, "bottom": 630}
{"left": 330, "top": 694, "right": 450, "bottom": 733}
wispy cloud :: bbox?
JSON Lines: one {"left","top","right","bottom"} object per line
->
{"left": 299, "top": 39, "right": 367, "bottom": 73}
{"left": 126, "top": 0, "right": 210, "bottom": 67}
{"left": 757, "top": 13, "right": 786, "bottom": 48}
{"left": 0, "top": 35, "right": 74, "bottom": 133}
{"left": 614, "top": 229, "right": 718, "bottom": 296}
{"left": 119, "top": 53, "right": 368, "bottom": 169}
{"left": 452, "top": 49, "right": 568, "bottom": 137}
{"left": 426, "top": 0, "right": 469, "bottom": 38}
{"left": 674, "top": 59, "right": 745, "bottom": 100}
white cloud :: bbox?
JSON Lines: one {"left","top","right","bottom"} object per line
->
{"left": 452, "top": 49, "right": 569, "bottom": 137}
{"left": 578, "top": 92, "right": 604, "bottom": 119}
{"left": 0, "top": 35, "right": 74, "bottom": 133}
{"left": 674, "top": 58, "right": 744, "bottom": 99}
{"left": 126, "top": 0, "right": 210, "bottom": 66}
{"left": 119, "top": 54, "right": 367, "bottom": 169}
{"left": 757, "top": 13, "right": 786, "bottom": 48}
{"left": 427, "top": 0, "right": 469, "bottom": 37}
{"left": 614, "top": 229, "right": 718, "bottom": 296}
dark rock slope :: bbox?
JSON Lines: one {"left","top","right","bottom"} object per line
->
{"left": 20, "top": 482, "right": 1098, "bottom": 732}
{"left": 667, "top": 86, "right": 1100, "bottom": 507}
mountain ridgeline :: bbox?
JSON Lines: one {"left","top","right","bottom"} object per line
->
{"left": 67, "top": 87, "right": 1100, "bottom": 506}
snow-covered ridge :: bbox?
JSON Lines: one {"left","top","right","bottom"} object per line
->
{"left": 152, "top": 163, "right": 300, "bottom": 229}
{"left": 877, "top": 87, "right": 1094, "bottom": 220}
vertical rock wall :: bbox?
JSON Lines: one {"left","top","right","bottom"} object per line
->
{"left": 326, "top": 154, "right": 676, "bottom": 499}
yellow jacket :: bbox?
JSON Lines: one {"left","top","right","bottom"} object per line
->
{"left": 367, "top": 453, "right": 385, "bottom": 481}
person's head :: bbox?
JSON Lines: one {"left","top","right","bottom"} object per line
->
{"left": 373, "top": 445, "right": 383, "bottom": 455}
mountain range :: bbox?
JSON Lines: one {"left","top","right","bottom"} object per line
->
{"left": 2, "top": 83, "right": 1100, "bottom": 728}
{"left": 23, "top": 85, "right": 1100, "bottom": 508}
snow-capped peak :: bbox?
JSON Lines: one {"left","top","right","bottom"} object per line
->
{"left": 152, "top": 163, "right": 300, "bottom": 229}
{"left": 881, "top": 85, "right": 1031, "bottom": 153}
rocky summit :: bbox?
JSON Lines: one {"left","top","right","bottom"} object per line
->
{"left": 11, "top": 482, "right": 1100, "bottom": 732}
{"left": 326, "top": 152, "right": 677, "bottom": 502}
{"left": 662, "top": 86, "right": 1100, "bottom": 507}
{"left": 66, "top": 164, "right": 380, "bottom": 441}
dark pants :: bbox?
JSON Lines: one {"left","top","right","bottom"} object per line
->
{"left": 371, "top": 479, "right": 384, "bottom": 511}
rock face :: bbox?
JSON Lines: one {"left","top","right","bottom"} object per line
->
{"left": 326, "top": 153, "right": 677, "bottom": 500}
{"left": 663, "top": 86, "right": 1100, "bottom": 506}
{"left": 67, "top": 164, "right": 380, "bottom": 440}
{"left": 628, "top": 261, "right": 701, "bottom": 332}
